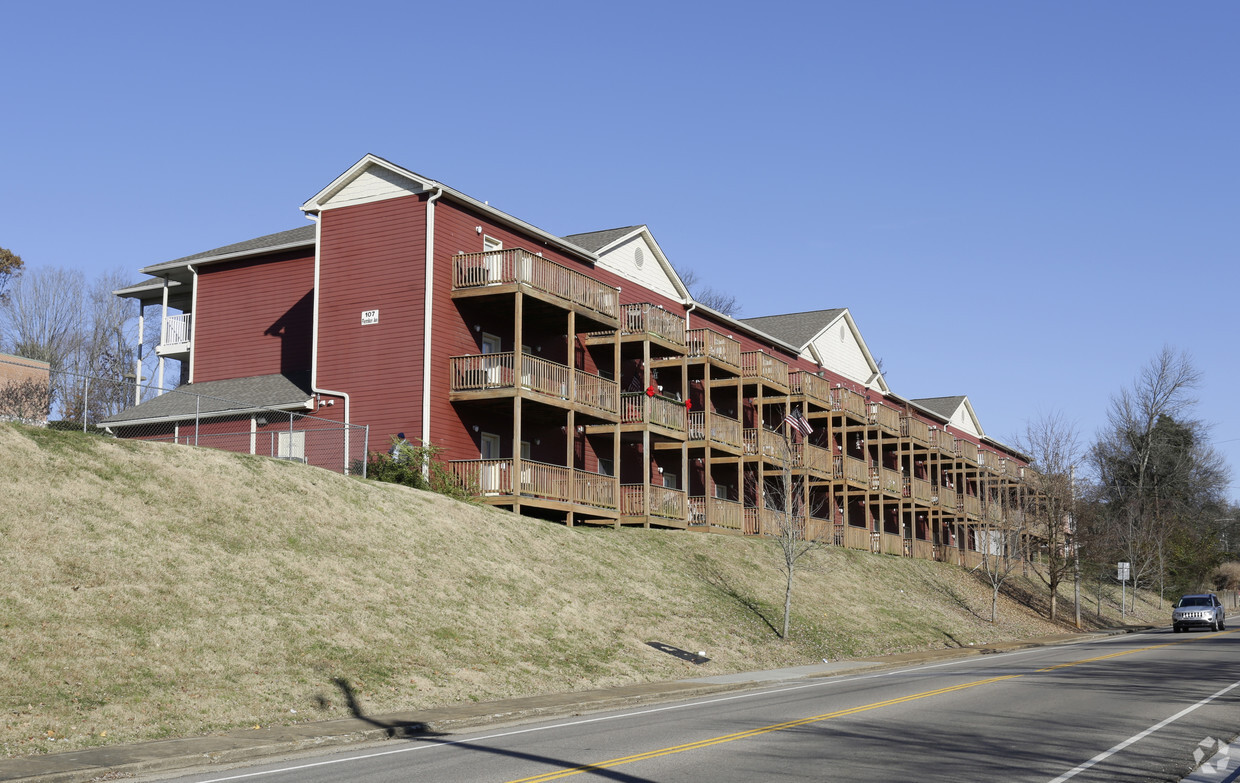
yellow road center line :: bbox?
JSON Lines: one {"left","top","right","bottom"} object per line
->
{"left": 505, "top": 631, "right": 1232, "bottom": 783}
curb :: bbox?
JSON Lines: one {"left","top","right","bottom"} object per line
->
{"left": 0, "top": 626, "right": 1156, "bottom": 783}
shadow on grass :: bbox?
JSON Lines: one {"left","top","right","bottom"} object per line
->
{"left": 322, "top": 677, "right": 660, "bottom": 781}
{"left": 690, "top": 560, "right": 780, "bottom": 636}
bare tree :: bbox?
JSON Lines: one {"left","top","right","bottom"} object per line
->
{"left": 0, "top": 376, "right": 54, "bottom": 424}
{"left": 974, "top": 487, "right": 1027, "bottom": 622}
{"left": 1016, "top": 410, "right": 1082, "bottom": 623}
{"left": 0, "top": 267, "right": 85, "bottom": 406}
{"left": 1090, "top": 346, "right": 1230, "bottom": 610}
{"left": 0, "top": 246, "right": 23, "bottom": 303}
{"left": 747, "top": 416, "right": 830, "bottom": 641}
{"left": 677, "top": 267, "right": 741, "bottom": 317}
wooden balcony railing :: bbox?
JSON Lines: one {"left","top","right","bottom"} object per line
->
{"left": 880, "top": 532, "right": 905, "bottom": 556}
{"left": 901, "top": 416, "right": 931, "bottom": 446}
{"left": 450, "top": 353, "right": 618, "bottom": 414}
{"left": 961, "top": 494, "right": 981, "bottom": 517}
{"left": 743, "top": 428, "right": 785, "bottom": 460}
{"left": 790, "top": 371, "right": 833, "bottom": 408}
{"left": 688, "top": 496, "right": 743, "bottom": 531}
{"left": 741, "top": 351, "right": 789, "bottom": 388}
{"left": 619, "top": 484, "right": 686, "bottom": 521}
{"left": 905, "top": 476, "right": 934, "bottom": 504}
{"left": 1001, "top": 459, "right": 1024, "bottom": 480}
{"left": 937, "top": 484, "right": 957, "bottom": 510}
{"left": 931, "top": 428, "right": 957, "bottom": 456}
{"left": 452, "top": 249, "right": 620, "bottom": 321}
{"left": 831, "top": 387, "right": 868, "bottom": 419}
{"left": 870, "top": 403, "right": 900, "bottom": 434}
{"left": 685, "top": 328, "right": 740, "bottom": 370}
{"left": 872, "top": 465, "right": 902, "bottom": 495}
{"left": 687, "top": 411, "right": 742, "bottom": 449}
{"left": 622, "top": 303, "right": 686, "bottom": 346}
{"left": 838, "top": 525, "right": 872, "bottom": 551}
{"left": 447, "top": 459, "right": 616, "bottom": 509}
{"left": 620, "top": 392, "right": 686, "bottom": 432}
{"left": 834, "top": 454, "right": 869, "bottom": 484}
{"left": 912, "top": 539, "right": 935, "bottom": 560}
{"left": 957, "top": 439, "right": 979, "bottom": 464}
{"left": 792, "top": 442, "right": 832, "bottom": 476}
{"left": 572, "top": 368, "right": 619, "bottom": 415}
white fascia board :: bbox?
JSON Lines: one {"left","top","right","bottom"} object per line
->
{"left": 960, "top": 397, "right": 985, "bottom": 438}
{"left": 139, "top": 240, "right": 316, "bottom": 277}
{"left": 301, "top": 154, "right": 599, "bottom": 264}
{"left": 114, "top": 278, "right": 185, "bottom": 299}
{"left": 104, "top": 400, "right": 314, "bottom": 429}
{"left": 838, "top": 310, "right": 889, "bottom": 394}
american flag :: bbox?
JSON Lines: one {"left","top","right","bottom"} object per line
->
{"left": 784, "top": 406, "right": 813, "bottom": 436}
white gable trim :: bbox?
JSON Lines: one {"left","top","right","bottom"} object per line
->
{"left": 591, "top": 226, "right": 690, "bottom": 301}
{"left": 302, "top": 155, "right": 597, "bottom": 263}
{"left": 802, "top": 310, "right": 889, "bottom": 394}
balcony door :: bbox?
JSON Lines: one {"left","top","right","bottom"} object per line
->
{"left": 480, "top": 432, "right": 502, "bottom": 494}
{"left": 483, "top": 236, "right": 503, "bottom": 282}
{"left": 481, "top": 332, "right": 503, "bottom": 387}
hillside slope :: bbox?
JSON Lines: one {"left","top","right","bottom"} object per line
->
{"left": 0, "top": 424, "right": 1163, "bottom": 757}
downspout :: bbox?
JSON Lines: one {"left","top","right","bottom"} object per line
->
{"left": 421, "top": 186, "right": 444, "bottom": 477}
{"left": 187, "top": 264, "right": 199, "bottom": 384}
{"left": 684, "top": 301, "right": 696, "bottom": 331}
{"left": 307, "top": 213, "right": 353, "bottom": 472}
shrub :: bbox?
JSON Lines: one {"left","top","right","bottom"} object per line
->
{"left": 366, "top": 437, "right": 477, "bottom": 503}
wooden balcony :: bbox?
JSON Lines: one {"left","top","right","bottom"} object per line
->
{"left": 880, "top": 532, "right": 905, "bottom": 556}
{"left": 870, "top": 403, "right": 900, "bottom": 435}
{"left": 911, "top": 539, "right": 935, "bottom": 560}
{"left": 621, "top": 483, "right": 686, "bottom": 523}
{"left": 791, "top": 442, "right": 833, "bottom": 477}
{"left": 621, "top": 303, "right": 686, "bottom": 347}
{"left": 838, "top": 524, "right": 872, "bottom": 552}
{"left": 685, "top": 328, "right": 740, "bottom": 371}
{"left": 741, "top": 351, "right": 789, "bottom": 391}
{"left": 937, "top": 484, "right": 957, "bottom": 510}
{"left": 620, "top": 392, "right": 686, "bottom": 434}
{"left": 789, "top": 371, "right": 833, "bottom": 408}
{"left": 1001, "top": 459, "right": 1024, "bottom": 480}
{"left": 688, "top": 496, "right": 743, "bottom": 532}
{"left": 957, "top": 439, "right": 979, "bottom": 465}
{"left": 687, "top": 410, "right": 742, "bottom": 450}
{"left": 931, "top": 428, "right": 957, "bottom": 456}
{"left": 961, "top": 493, "right": 981, "bottom": 518}
{"left": 831, "top": 387, "right": 867, "bottom": 420}
{"left": 901, "top": 416, "right": 931, "bottom": 446}
{"left": 448, "top": 459, "right": 617, "bottom": 511}
{"left": 743, "top": 427, "right": 786, "bottom": 461}
{"left": 831, "top": 454, "right": 868, "bottom": 487}
{"left": 872, "top": 465, "right": 902, "bottom": 496}
{"left": 451, "top": 249, "right": 620, "bottom": 324}
{"left": 905, "top": 476, "right": 934, "bottom": 504}
{"left": 449, "top": 353, "right": 619, "bottom": 416}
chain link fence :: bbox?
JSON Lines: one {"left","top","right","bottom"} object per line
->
{"left": 0, "top": 356, "right": 369, "bottom": 477}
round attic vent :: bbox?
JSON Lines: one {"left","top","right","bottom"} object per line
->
{"left": 634, "top": 247, "right": 645, "bottom": 268}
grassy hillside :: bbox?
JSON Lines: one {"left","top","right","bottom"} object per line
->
{"left": 0, "top": 423, "right": 1166, "bottom": 758}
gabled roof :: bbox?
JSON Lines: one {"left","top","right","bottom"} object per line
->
{"left": 740, "top": 309, "right": 847, "bottom": 349}
{"left": 563, "top": 226, "right": 644, "bottom": 253}
{"left": 911, "top": 395, "right": 984, "bottom": 438}
{"left": 102, "top": 373, "right": 314, "bottom": 427}
{"left": 302, "top": 154, "right": 597, "bottom": 264}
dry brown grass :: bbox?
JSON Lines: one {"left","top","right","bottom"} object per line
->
{"left": 0, "top": 423, "right": 1168, "bottom": 758}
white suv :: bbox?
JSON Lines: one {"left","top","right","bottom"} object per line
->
{"left": 1172, "top": 593, "right": 1226, "bottom": 633}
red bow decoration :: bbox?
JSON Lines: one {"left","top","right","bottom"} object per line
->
{"left": 685, "top": 399, "right": 693, "bottom": 410}
{"left": 646, "top": 384, "right": 656, "bottom": 397}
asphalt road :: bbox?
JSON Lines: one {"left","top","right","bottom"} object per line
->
{"left": 143, "top": 627, "right": 1240, "bottom": 783}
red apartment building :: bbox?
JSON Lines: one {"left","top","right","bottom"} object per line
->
{"left": 107, "top": 154, "right": 1035, "bottom": 566}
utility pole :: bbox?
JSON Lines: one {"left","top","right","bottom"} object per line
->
{"left": 1072, "top": 464, "right": 1080, "bottom": 629}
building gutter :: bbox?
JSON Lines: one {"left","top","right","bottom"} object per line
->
{"left": 422, "top": 187, "right": 444, "bottom": 470}
{"left": 186, "top": 264, "right": 199, "bottom": 383}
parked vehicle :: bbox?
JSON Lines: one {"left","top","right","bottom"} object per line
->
{"left": 1172, "top": 593, "right": 1226, "bottom": 633}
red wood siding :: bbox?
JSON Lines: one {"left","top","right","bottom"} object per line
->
{"left": 193, "top": 251, "right": 314, "bottom": 383}
{"left": 316, "top": 195, "right": 429, "bottom": 446}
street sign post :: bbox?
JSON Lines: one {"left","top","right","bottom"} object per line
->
{"left": 1118, "top": 562, "right": 1130, "bottom": 620}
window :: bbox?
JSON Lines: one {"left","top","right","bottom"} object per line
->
{"left": 598, "top": 458, "right": 613, "bottom": 477}
{"left": 480, "top": 432, "right": 501, "bottom": 459}
{"left": 662, "top": 470, "right": 678, "bottom": 490}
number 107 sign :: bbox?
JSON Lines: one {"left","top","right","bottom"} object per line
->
{"left": 1118, "top": 561, "right": 1130, "bottom": 581}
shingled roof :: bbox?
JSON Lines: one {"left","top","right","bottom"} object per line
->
{"left": 562, "top": 226, "right": 644, "bottom": 253}
{"left": 740, "top": 309, "right": 847, "bottom": 348}
{"left": 911, "top": 396, "right": 968, "bottom": 421}
{"left": 141, "top": 226, "right": 316, "bottom": 274}
{"left": 101, "top": 372, "right": 313, "bottom": 427}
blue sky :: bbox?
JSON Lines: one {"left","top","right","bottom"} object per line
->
{"left": 3, "top": 1, "right": 1237, "bottom": 501}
